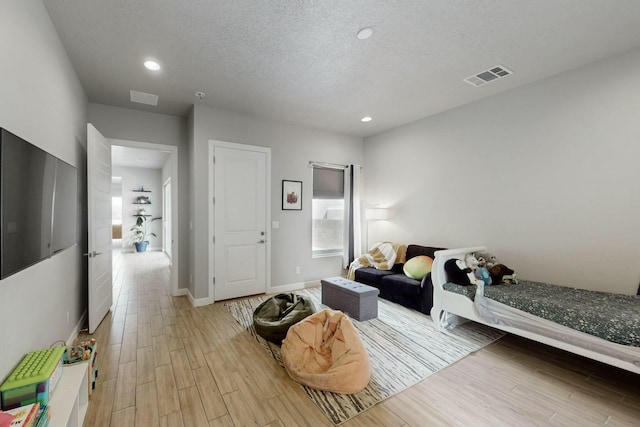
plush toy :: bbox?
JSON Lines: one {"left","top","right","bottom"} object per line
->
{"left": 465, "top": 253, "right": 480, "bottom": 271}
{"left": 474, "top": 251, "right": 498, "bottom": 268}
{"left": 487, "top": 264, "right": 517, "bottom": 285}
{"left": 474, "top": 266, "right": 492, "bottom": 285}
{"left": 445, "top": 258, "right": 475, "bottom": 286}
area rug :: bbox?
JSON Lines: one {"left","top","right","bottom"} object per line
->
{"left": 224, "top": 287, "right": 503, "bottom": 425}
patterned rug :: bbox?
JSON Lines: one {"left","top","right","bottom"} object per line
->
{"left": 224, "top": 287, "right": 503, "bottom": 425}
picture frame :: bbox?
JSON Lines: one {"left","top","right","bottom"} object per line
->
{"left": 282, "top": 180, "right": 302, "bottom": 210}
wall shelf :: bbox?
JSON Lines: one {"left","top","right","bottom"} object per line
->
{"left": 132, "top": 189, "right": 151, "bottom": 193}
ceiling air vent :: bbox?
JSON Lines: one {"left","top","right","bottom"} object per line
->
{"left": 130, "top": 90, "right": 159, "bottom": 106}
{"left": 464, "top": 65, "right": 513, "bottom": 87}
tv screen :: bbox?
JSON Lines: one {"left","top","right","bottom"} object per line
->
{"left": 51, "top": 158, "right": 78, "bottom": 254}
{"left": 0, "top": 128, "right": 78, "bottom": 279}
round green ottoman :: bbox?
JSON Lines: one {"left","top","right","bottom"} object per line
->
{"left": 253, "top": 293, "right": 317, "bottom": 344}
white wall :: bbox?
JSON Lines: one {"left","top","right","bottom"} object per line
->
{"left": 88, "top": 103, "right": 189, "bottom": 289}
{"left": 113, "top": 166, "right": 163, "bottom": 251}
{"left": 364, "top": 48, "right": 640, "bottom": 294}
{"left": 0, "top": 0, "right": 88, "bottom": 381}
{"left": 190, "top": 105, "right": 363, "bottom": 299}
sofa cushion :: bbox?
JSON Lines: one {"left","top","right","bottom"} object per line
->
{"left": 406, "top": 245, "right": 446, "bottom": 261}
{"left": 354, "top": 267, "right": 396, "bottom": 288}
{"left": 380, "top": 273, "right": 423, "bottom": 296}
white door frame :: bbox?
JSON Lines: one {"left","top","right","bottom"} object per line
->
{"left": 162, "top": 177, "right": 172, "bottom": 257}
{"left": 110, "top": 138, "right": 180, "bottom": 297}
{"left": 208, "top": 140, "right": 271, "bottom": 304}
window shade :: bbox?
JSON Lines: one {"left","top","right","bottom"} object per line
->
{"left": 313, "top": 167, "right": 344, "bottom": 199}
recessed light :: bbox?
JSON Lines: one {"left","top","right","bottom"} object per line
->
{"left": 361, "top": 116, "right": 372, "bottom": 122}
{"left": 357, "top": 27, "right": 373, "bottom": 40}
{"left": 144, "top": 60, "right": 161, "bottom": 71}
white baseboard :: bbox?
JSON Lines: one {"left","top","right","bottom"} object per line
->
{"left": 67, "top": 310, "right": 87, "bottom": 345}
{"left": 173, "top": 287, "right": 188, "bottom": 297}
{"left": 122, "top": 246, "right": 162, "bottom": 253}
{"left": 186, "top": 289, "right": 211, "bottom": 307}
{"left": 267, "top": 279, "right": 321, "bottom": 294}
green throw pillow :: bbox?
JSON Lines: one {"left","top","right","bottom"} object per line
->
{"left": 403, "top": 255, "right": 434, "bottom": 280}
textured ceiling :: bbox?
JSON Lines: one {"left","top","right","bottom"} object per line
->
{"left": 42, "top": 0, "right": 640, "bottom": 137}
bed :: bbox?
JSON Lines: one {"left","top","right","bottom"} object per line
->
{"left": 431, "top": 246, "right": 640, "bottom": 374}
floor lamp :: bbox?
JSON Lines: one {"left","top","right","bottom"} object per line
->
{"left": 365, "top": 207, "right": 388, "bottom": 251}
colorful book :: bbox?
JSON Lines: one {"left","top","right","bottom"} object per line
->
{"left": 3, "top": 403, "right": 39, "bottom": 427}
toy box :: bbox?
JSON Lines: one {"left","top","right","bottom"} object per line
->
{"left": 0, "top": 347, "right": 64, "bottom": 411}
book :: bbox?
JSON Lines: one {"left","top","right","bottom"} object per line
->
{"left": 3, "top": 403, "right": 39, "bottom": 427}
{"left": 33, "top": 405, "right": 48, "bottom": 427}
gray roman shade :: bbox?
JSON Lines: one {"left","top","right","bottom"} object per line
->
{"left": 312, "top": 167, "right": 344, "bottom": 199}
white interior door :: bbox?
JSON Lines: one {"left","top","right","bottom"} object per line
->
{"left": 87, "top": 124, "right": 113, "bottom": 333}
{"left": 214, "top": 145, "right": 267, "bottom": 300}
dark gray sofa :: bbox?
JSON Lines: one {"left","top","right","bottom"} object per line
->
{"left": 353, "top": 244, "right": 446, "bottom": 315}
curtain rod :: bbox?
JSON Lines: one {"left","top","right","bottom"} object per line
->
{"left": 308, "top": 161, "right": 348, "bottom": 169}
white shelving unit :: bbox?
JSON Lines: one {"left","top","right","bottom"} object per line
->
{"left": 48, "top": 363, "right": 89, "bottom": 427}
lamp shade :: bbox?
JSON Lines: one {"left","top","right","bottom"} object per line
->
{"left": 365, "top": 208, "right": 388, "bottom": 220}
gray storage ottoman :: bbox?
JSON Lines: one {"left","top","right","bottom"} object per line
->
{"left": 321, "top": 277, "right": 379, "bottom": 321}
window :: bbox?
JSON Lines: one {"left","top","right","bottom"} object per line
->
{"left": 312, "top": 166, "right": 345, "bottom": 257}
{"left": 111, "top": 196, "right": 122, "bottom": 225}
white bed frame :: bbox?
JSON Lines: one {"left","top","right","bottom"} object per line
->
{"left": 430, "top": 246, "right": 640, "bottom": 375}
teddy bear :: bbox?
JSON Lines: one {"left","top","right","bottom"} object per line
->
{"left": 474, "top": 251, "right": 498, "bottom": 268}
{"left": 465, "top": 253, "right": 480, "bottom": 271}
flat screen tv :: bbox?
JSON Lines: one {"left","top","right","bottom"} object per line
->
{"left": 0, "top": 128, "right": 78, "bottom": 279}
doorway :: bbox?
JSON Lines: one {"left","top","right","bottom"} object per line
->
{"left": 110, "top": 139, "right": 180, "bottom": 297}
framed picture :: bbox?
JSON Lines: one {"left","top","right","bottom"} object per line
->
{"left": 282, "top": 180, "right": 302, "bottom": 210}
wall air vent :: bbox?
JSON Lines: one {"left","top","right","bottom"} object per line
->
{"left": 130, "top": 90, "right": 159, "bottom": 106}
{"left": 464, "top": 65, "right": 513, "bottom": 87}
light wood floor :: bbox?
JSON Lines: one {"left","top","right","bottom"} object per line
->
{"left": 80, "top": 251, "right": 640, "bottom": 427}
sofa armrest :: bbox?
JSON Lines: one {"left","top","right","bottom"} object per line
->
{"left": 420, "top": 272, "right": 432, "bottom": 288}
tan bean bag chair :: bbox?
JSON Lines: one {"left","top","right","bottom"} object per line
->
{"left": 281, "top": 308, "right": 370, "bottom": 394}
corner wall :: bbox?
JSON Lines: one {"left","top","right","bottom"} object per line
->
{"left": 364, "top": 48, "right": 640, "bottom": 294}
{"left": 190, "top": 105, "right": 363, "bottom": 299}
{"left": 0, "top": 0, "right": 88, "bottom": 381}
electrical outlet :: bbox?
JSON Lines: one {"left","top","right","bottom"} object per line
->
{"left": 190, "top": 274, "right": 193, "bottom": 284}
{"left": 66, "top": 311, "right": 70, "bottom": 324}
{"left": 295, "top": 266, "right": 301, "bottom": 274}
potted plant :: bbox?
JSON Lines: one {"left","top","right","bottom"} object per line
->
{"left": 129, "top": 216, "right": 159, "bottom": 252}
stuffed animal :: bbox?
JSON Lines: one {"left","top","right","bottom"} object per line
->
{"left": 465, "top": 253, "right": 480, "bottom": 271}
{"left": 474, "top": 251, "right": 498, "bottom": 268}
{"left": 487, "top": 264, "right": 517, "bottom": 285}
{"left": 474, "top": 266, "right": 492, "bottom": 285}
{"left": 445, "top": 258, "right": 475, "bottom": 286}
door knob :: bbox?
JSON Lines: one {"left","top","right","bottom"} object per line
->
{"left": 82, "top": 251, "right": 103, "bottom": 258}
